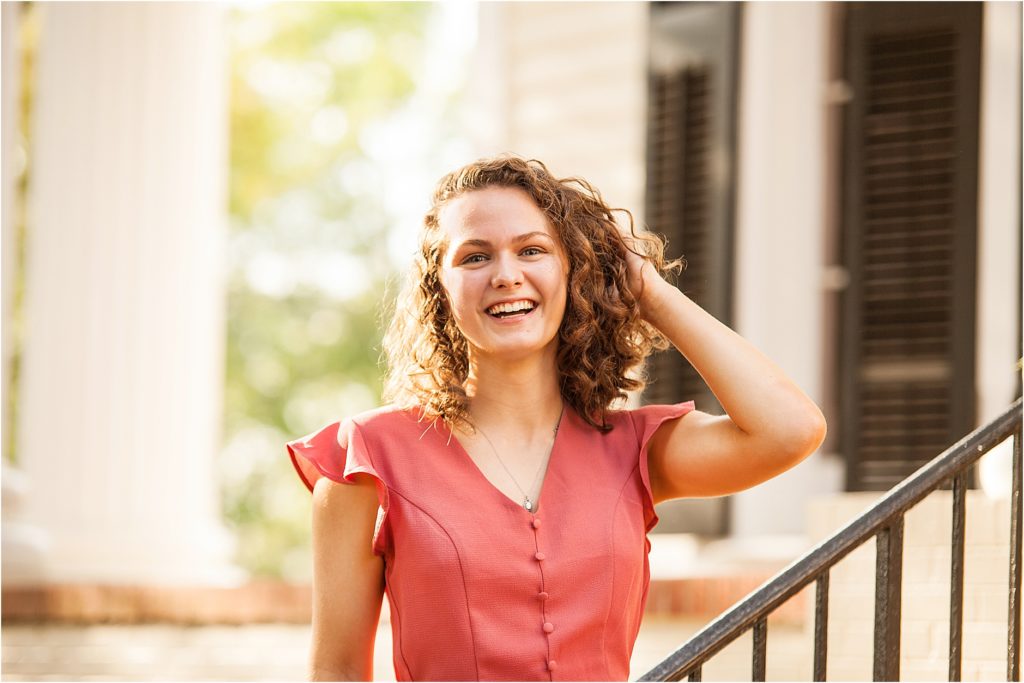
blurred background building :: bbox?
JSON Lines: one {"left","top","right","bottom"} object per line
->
{"left": 2, "top": 1, "right": 1020, "bottom": 680}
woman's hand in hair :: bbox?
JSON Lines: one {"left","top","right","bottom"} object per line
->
{"left": 617, "top": 227, "right": 673, "bottom": 322}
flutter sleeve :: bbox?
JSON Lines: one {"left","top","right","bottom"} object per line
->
{"left": 285, "top": 418, "right": 391, "bottom": 556}
{"left": 629, "top": 401, "right": 697, "bottom": 532}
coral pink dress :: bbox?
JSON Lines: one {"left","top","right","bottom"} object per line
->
{"left": 286, "top": 400, "right": 695, "bottom": 681}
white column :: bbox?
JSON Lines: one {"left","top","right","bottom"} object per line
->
{"left": 730, "top": 2, "right": 844, "bottom": 537}
{"left": 20, "top": 3, "right": 240, "bottom": 584}
{"left": 976, "top": 1, "right": 1022, "bottom": 498}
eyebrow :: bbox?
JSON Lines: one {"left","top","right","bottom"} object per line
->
{"left": 453, "top": 231, "right": 554, "bottom": 250}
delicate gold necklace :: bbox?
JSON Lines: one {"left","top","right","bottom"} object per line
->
{"left": 473, "top": 405, "right": 564, "bottom": 512}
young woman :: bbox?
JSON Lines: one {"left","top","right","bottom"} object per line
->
{"left": 286, "top": 155, "right": 826, "bottom": 681}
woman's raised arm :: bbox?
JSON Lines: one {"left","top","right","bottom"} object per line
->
{"left": 624, "top": 244, "right": 827, "bottom": 501}
{"left": 309, "top": 475, "right": 386, "bottom": 681}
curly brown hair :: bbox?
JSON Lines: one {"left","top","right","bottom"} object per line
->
{"left": 382, "top": 154, "right": 683, "bottom": 432}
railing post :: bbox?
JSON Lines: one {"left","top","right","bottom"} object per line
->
{"left": 874, "top": 516, "right": 904, "bottom": 681}
{"left": 814, "top": 571, "right": 830, "bottom": 682}
{"left": 1009, "top": 426, "right": 1022, "bottom": 682}
{"left": 752, "top": 617, "right": 767, "bottom": 681}
{"left": 950, "top": 473, "right": 966, "bottom": 681}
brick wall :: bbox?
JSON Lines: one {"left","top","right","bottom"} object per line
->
{"left": 808, "top": 491, "right": 1017, "bottom": 681}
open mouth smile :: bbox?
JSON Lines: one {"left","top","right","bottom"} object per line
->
{"left": 485, "top": 299, "right": 537, "bottom": 319}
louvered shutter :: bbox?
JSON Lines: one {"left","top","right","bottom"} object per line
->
{"left": 840, "top": 2, "right": 981, "bottom": 491}
{"left": 643, "top": 3, "right": 739, "bottom": 535}
{"left": 645, "top": 2, "right": 738, "bottom": 412}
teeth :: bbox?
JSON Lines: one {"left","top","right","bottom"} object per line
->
{"left": 487, "top": 300, "right": 536, "bottom": 315}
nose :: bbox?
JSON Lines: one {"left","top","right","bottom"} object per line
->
{"left": 491, "top": 253, "right": 523, "bottom": 289}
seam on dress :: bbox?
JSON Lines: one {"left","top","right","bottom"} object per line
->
{"left": 387, "top": 487, "right": 481, "bottom": 681}
{"left": 602, "top": 462, "right": 638, "bottom": 681}
{"left": 346, "top": 423, "right": 412, "bottom": 675}
{"left": 350, "top": 419, "right": 480, "bottom": 678}
{"left": 383, "top": 557, "right": 414, "bottom": 680}
{"left": 620, "top": 410, "right": 648, "bottom": 678}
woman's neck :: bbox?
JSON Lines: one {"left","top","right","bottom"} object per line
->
{"left": 464, "top": 350, "right": 564, "bottom": 437}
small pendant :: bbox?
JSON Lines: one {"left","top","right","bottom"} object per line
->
{"left": 524, "top": 497, "right": 533, "bottom": 512}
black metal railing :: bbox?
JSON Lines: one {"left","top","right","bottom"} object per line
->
{"left": 639, "top": 396, "right": 1023, "bottom": 682}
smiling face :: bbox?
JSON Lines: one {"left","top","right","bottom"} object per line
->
{"left": 438, "top": 186, "right": 569, "bottom": 364}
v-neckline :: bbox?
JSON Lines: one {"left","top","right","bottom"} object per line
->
{"left": 445, "top": 407, "right": 568, "bottom": 516}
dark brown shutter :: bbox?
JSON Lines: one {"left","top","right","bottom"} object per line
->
{"left": 644, "top": 2, "right": 739, "bottom": 413}
{"left": 643, "top": 3, "right": 739, "bottom": 535}
{"left": 840, "top": 2, "right": 981, "bottom": 491}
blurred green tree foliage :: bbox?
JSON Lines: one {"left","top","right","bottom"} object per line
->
{"left": 4, "top": 3, "right": 40, "bottom": 467}
{"left": 223, "top": 2, "right": 432, "bottom": 580}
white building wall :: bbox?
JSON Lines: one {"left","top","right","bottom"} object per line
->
{"left": 470, "top": 2, "right": 649, "bottom": 224}
{"left": 729, "top": 2, "right": 844, "bottom": 537}
{"left": 810, "top": 491, "right": 1017, "bottom": 681}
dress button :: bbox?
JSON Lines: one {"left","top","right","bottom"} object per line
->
{"left": 543, "top": 622, "right": 555, "bottom": 633}
{"left": 532, "top": 518, "right": 542, "bottom": 529}
{"left": 534, "top": 551, "right": 546, "bottom": 561}
{"left": 538, "top": 591, "right": 549, "bottom": 600}
{"left": 548, "top": 660, "right": 558, "bottom": 671}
